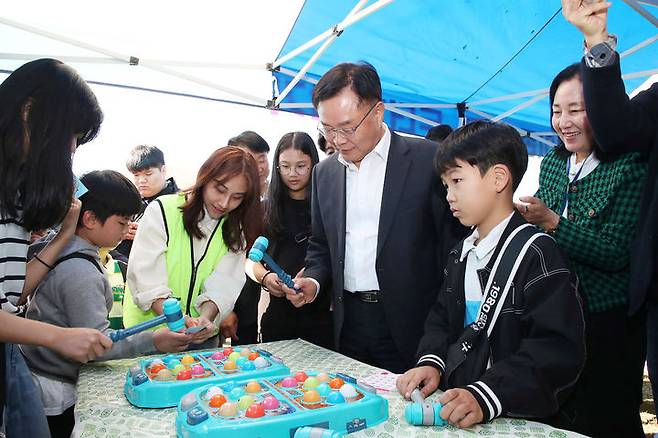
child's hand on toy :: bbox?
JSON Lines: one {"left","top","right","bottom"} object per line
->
{"left": 153, "top": 328, "right": 193, "bottom": 352}
{"left": 438, "top": 388, "right": 484, "bottom": 429}
{"left": 184, "top": 315, "right": 215, "bottom": 344}
{"left": 53, "top": 326, "right": 112, "bottom": 363}
{"left": 396, "top": 366, "right": 441, "bottom": 399}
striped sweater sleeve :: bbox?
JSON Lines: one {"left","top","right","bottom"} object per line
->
{"left": 0, "top": 218, "right": 30, "bottom": 314}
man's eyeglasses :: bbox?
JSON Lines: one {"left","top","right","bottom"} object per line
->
{"left": 277, "top": 163, "right": 311, "bottom": 176}
{"left": 317, "top": 102, "right": 378, "bottom": 141}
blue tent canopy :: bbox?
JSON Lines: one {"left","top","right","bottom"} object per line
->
{"left": 271, "top": 0, "right": 658, "bottom": 155}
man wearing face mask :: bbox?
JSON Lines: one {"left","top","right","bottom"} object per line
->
{"left": 282, "top": 62, "right": 466, "bottom": 373}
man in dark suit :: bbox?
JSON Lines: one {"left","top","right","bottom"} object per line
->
{"left": 283, "top": 62, "right": 465, "bottom": 373}
{"left": 563, "top": 0, "right": 658, "bottom": 418}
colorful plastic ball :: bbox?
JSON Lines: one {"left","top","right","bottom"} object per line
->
{"left": 168, "top": 359, "right": 182, "bottom": 369}
{"left": 149, "top": 363, "right": 166, "bottom": 374}
{"left": 316, "top": 382, "right": 331, "bottom": 397}
{"left": 339, "top": 383, "right": 358, "bottom": 399}
{"left": 303, "top": 377, "right": 320, "bottom": 390}
{"left": 248, "top": 352, "right": 260, "bottom": 361}
{"left": 150, "top": 358, "right": 164, "bottom": 367}
{"left": 205, "top": 386, "right": 223, "bottom": 399}
{"left": 240, "top": 348, "right": 251, "bottom": 357}
{"left": 326, "top": 391, "right": 346, "bottom": 404}
{"left": 241, "top": 361, "right": 255, "bottom": 371}
{"left": 155, "top": 369, "right": 173, "bottom": 380}
{"left": 209, "top": 394, "right": 227, "bottom": 408}
{"left": 236, "top": 357, "right": 249, "bottom": 368}
{"left": 303, "top": 390, "right": 321, "bottom": 404}
{"left": 218, "top": 402, "right": 238, "bottom": 417}
{"left": 228, "top": 352, "right": 241, "bottom": 362}
{"left": 262, "top": 395, "right": 280, "bottom": 410}
{"left": 229, "top": 387, "right": 245, "bottom": 400}
{"left": 253, "top": 357, "right": 268, "bottom": 368}
{"left": 181, "top": 355, "right": 195, "bottom": 365}
{"left": 191, "top": 365, "right": 206, "bottom": 377}
{"left": 223, "top": 360, "right": 237, "bottom": 371}
{"left": 222, "top": 347, "right": 233, "bottom": 356}
{"left": 163, "top": 355, "right": 176, "bottom": 364}
{"left": 245, "top": 403, "right": 265, "bottom": 418}
{"left": 281, "top": 377, "right": 298, "bottom": 388}
{"left": 295, "top": 371, "right": 308, "bottom": 382}
{"left": 245, "top": 381, "right": 262, "bottom": 393}
{"left": 210, "top": 351, "right": 224, "bottom": 360}
{"left": 177, "top": 370, "right": 192, "bottom": 380}
{"left": 316, "top": 372, "right": 330, "bottom": 383}
{"left": 173, "top": 364, "right": 186, "bottom": 375}
{"left": 180, "top": 393, "right": 198, "bottom": 411}
{"left": 237, "top": 395, "right": 255, "bottom": 410}
{"left": 329, "top": 377, "right": 345, "bottom": 389}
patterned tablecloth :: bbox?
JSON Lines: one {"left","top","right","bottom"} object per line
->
{"left": 73, "top": 339, "right": 584, "bottom": 438}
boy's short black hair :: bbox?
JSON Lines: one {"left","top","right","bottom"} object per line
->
{"left": 79, "top": 170, "right": 142, "bottom": 225}
{"left": 425, "top": 124, "right": 453, "bottom": 143}
{"left": 227, "top": 131, "right": 270, "bottom": 153}
{"left": 126, "top": 145, "right": 166, "bottom": 173}
{"left": 434, "top": 121, "right": 528, "bottom": 191}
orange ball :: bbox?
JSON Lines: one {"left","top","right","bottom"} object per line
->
{"left": 209, "top": 394, "right": 227, "bottom": 408}
{"left": 150, "top": 364, "right": 166, "bottom": 374}
{"left": 245, "top": 381, "right": 262, "bottom": 393}
{"left": 329, "top": 377, "right": 344, "bottom": 390}
{"left": 248, "top": 352, "right": 260, "bottom": 361}
{"left": 223, "top": 360, "right": 237, "bottom": 371}
{"left": 303, "top": 390, "right": 321, "bottom": 404}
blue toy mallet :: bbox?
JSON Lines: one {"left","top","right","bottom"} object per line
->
{"left": 248, "top": 236, "right": 298, "bottom": 292}
{"left": 110, "top": 298, "right": 185, "bottom": 342}
{"left": 404, "top": 388, "right": 446, "bottom": 426}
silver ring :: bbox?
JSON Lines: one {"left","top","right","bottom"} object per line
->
{"left": 525, "top": 205, "right": 529, "bottom": 213}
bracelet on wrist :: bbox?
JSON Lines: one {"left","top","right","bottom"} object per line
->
{"left": 34, "top": 253, "right": 54, "bottom": 270}
{"left": 260, "top": 271, "right": 275, "bottom": 291}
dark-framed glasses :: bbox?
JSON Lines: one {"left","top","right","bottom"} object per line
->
{"left": 317, "top": 102, "right": 378, "bottom": 141}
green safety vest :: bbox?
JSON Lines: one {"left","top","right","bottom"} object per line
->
{"left": 122, "top": 193, "right": 229, "bottom": 328}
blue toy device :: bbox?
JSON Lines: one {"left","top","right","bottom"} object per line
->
{"left": 175, "top": 371, "right": 388, "bottom": 438}
{"left": 124, "top": 347, "right": 290, "bottom": 408}
{"left": 248, "top": 236, "right": 297, "bottom": 291}
{"left": 110, "top": 298, "right": 185, "bottom": 342}
{"left": 404, "top": 388, "right": 446, "bottom": 426}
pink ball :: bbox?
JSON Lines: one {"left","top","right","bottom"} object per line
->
{"left": 191, "top": 364, "right": 205, "bottom": 375}
{"left": 281, "top": 377, "right": 297, "bottom": 388}
{"left": 262, "top": 395, "right": 280, "bottom": 410}
{"left": 210, "top": 352, "right": 224, "bottom": 360}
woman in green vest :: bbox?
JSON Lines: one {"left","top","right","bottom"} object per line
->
{"left": 516, "top": 63, "right": 647, "bottom": 437}
{"left": 124, "top": 147, "right": 262, "bottom": 348}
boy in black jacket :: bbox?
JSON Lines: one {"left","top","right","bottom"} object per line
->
{"left": 397, "top": 121, "right": 585, "bottom": 428}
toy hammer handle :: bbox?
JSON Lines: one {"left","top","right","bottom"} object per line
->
{"left": 110, "top": 298, "right": 185, "bottom": 342}
{"left": 261, "top": 252, "right": 297, "bottom": 290}
{"left": 110, "top": 315, "right": 166, "bottom": 342}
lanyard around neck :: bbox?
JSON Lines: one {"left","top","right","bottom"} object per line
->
{"left": 559, "top": 154, "right": 590, "bottom": 215}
